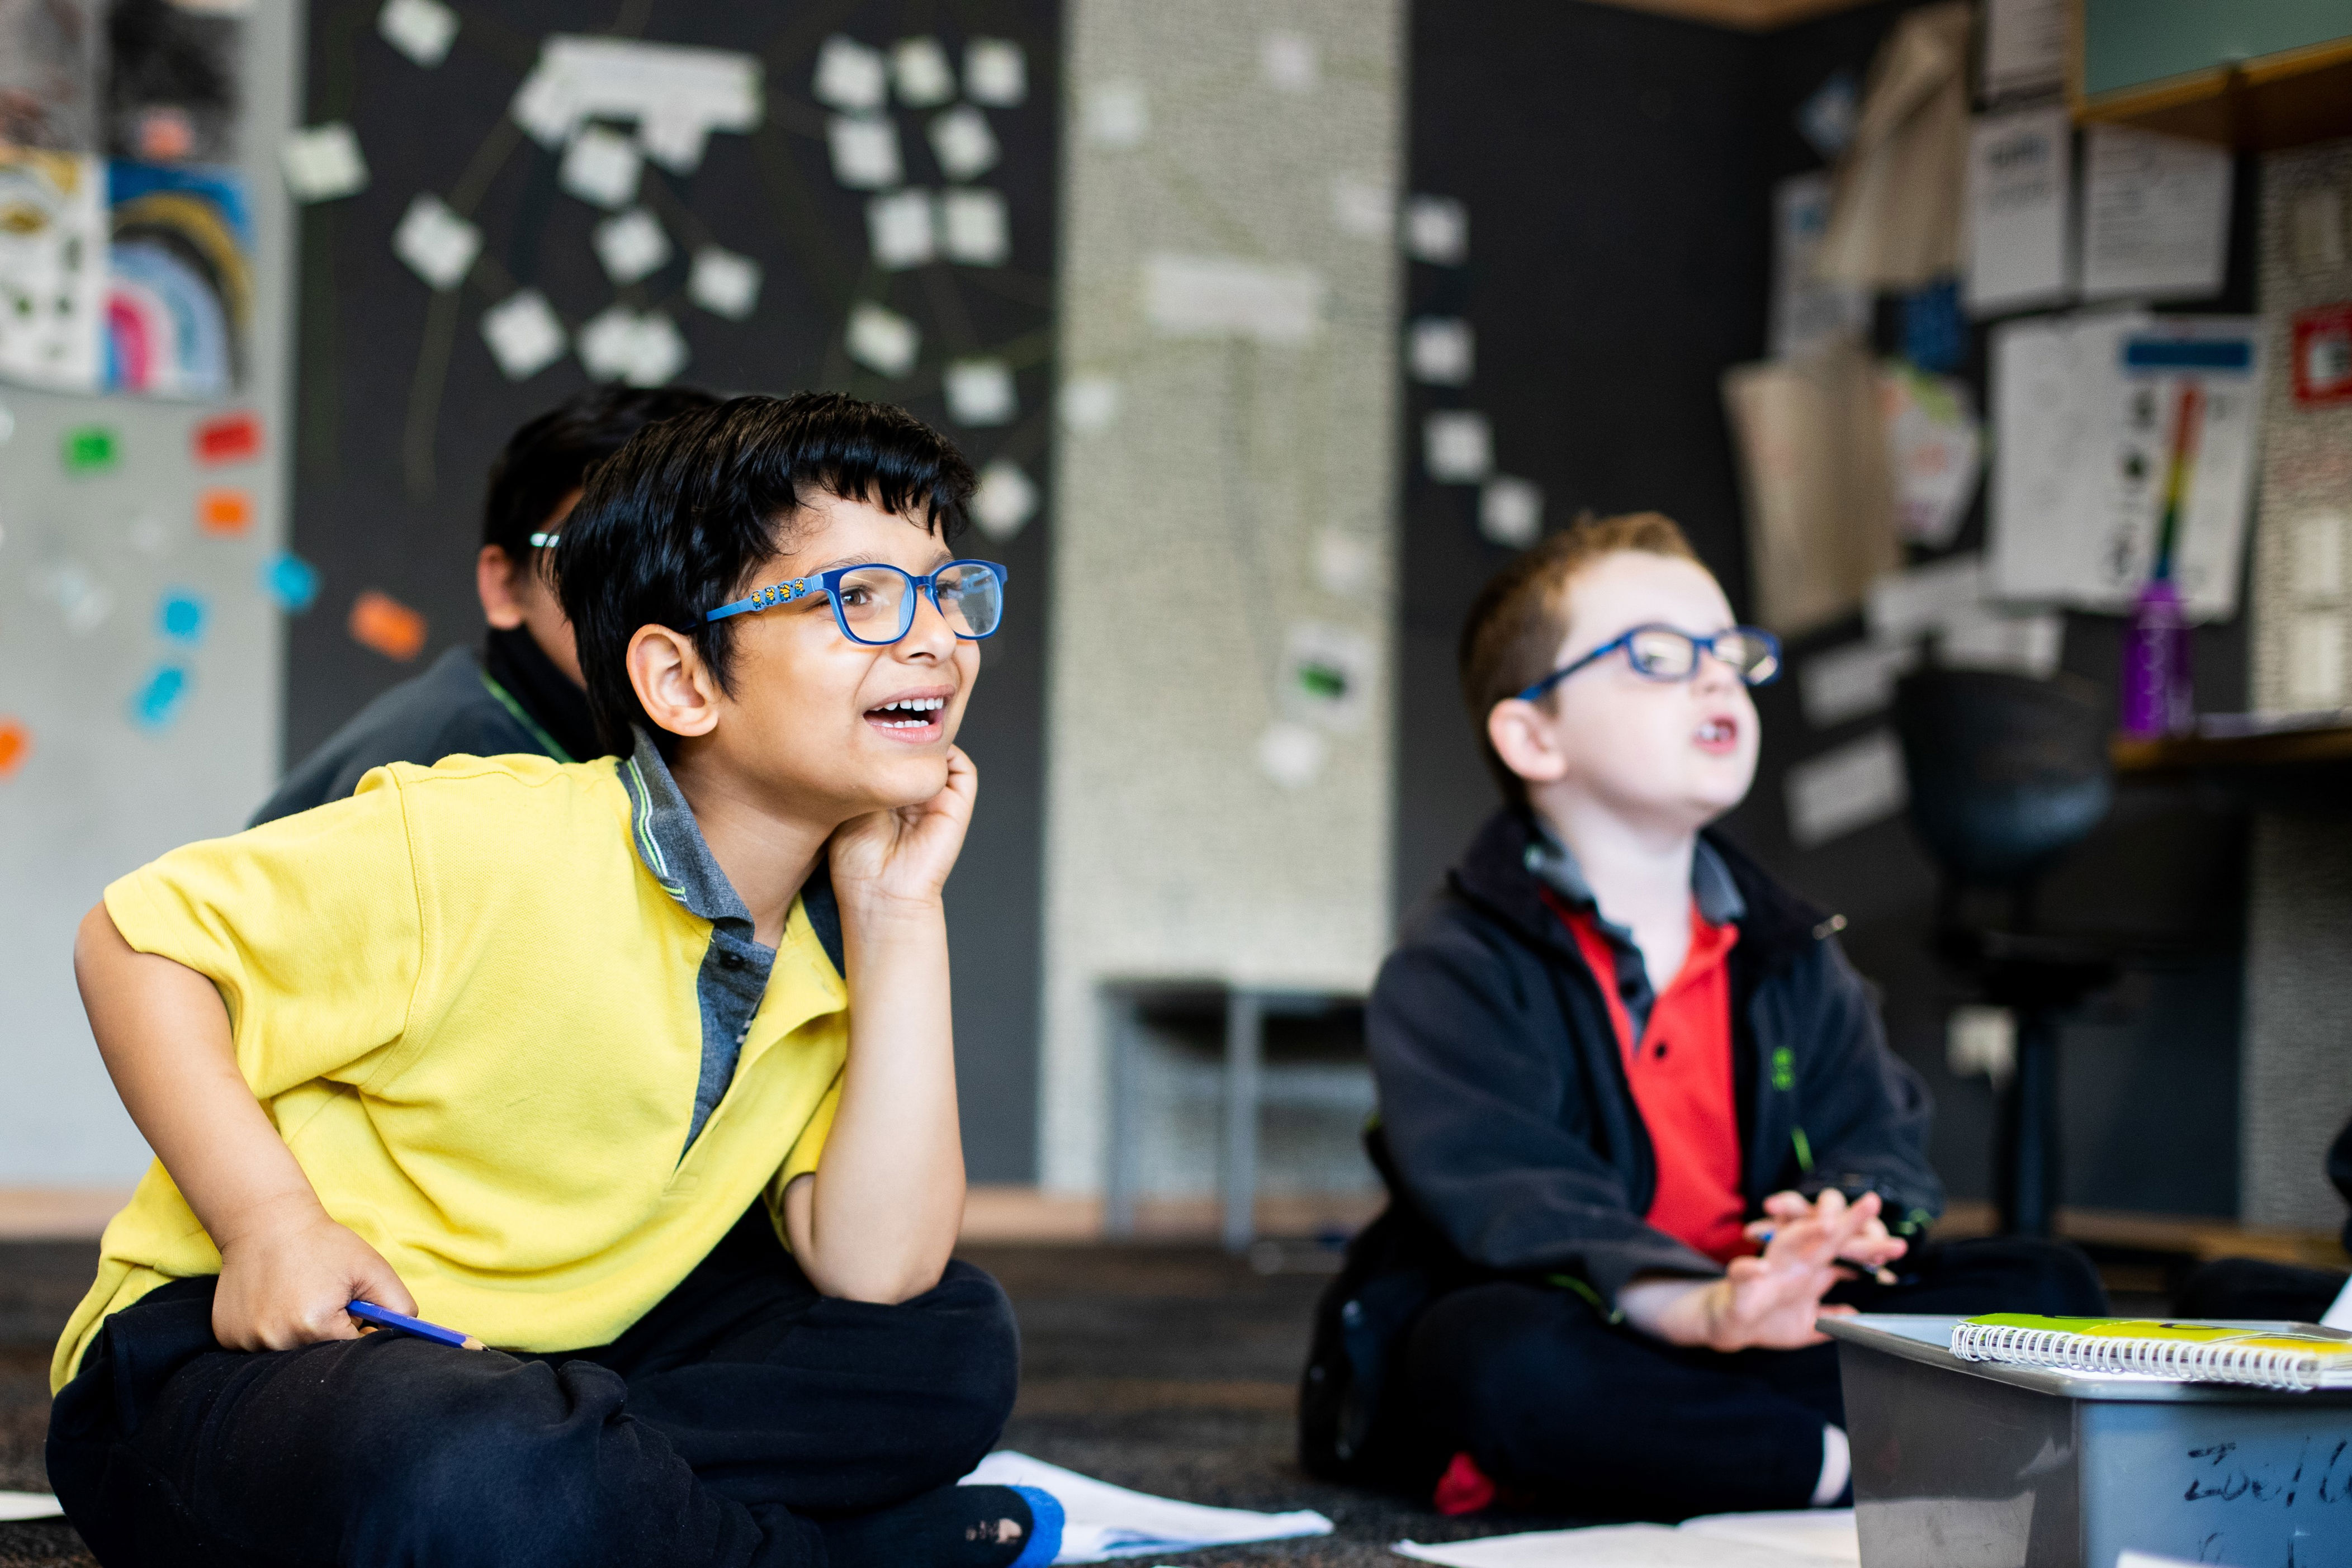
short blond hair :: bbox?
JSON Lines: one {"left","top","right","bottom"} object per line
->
{"left": 1456, "top": 511, "right": 1705, "bottom": 802}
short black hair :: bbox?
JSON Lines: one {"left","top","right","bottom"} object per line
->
{"left": 481, "top": 383, "right": 722, "bottom": 562}
{"left": 557, "top": 392, "right": 977, "bottom": 757}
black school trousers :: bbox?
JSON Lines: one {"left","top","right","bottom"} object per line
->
{"left": 46, "top": 1204, "right": 1019, "bottom": 1568}
{"left": 1398, "top": 1237, "right": 2105, "bottom": 1519}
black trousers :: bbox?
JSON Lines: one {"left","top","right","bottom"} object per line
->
{"left": 1397, "top": 1237, "right": 2105, "bottom": 1519}
{"left": 46, "top": 1205, "right": 1020, "bottom": 1568}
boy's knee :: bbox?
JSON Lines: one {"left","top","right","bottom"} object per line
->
{"left": 911, "top": 1261, "right": 1021, "bottom": 1440}
{"left": 1410, "top": 1282, "right": 1599, "bottom": 1432}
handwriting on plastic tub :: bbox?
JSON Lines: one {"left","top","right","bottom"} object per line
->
{"left": 2182, "top": 1439, "right": 2352, "bottom": 1507}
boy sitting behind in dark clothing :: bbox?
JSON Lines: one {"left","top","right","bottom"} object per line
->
{"left": 51, "top": 394, "right": 1057, "bottom": 1568}
{"left": 1302, "top": 513, "right": 2104, "bottom": 1519}
{"left": 250, "top": 383, "right": 718, "bottom": 824}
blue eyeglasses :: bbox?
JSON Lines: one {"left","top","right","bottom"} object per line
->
{"left": 1517, "top": 623, "right": 1782, "bottom": 703}
{"left": 706, "top": 560, "right": 1009, "bottom": 646}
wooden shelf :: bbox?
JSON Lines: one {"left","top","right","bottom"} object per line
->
{"left": 2112, "top": 723, "right": 2352, "bottom": 775}
{"left": 2075, "top": 3, "right": 2352, "bottom": 151}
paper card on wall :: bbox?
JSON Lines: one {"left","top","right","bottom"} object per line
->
{"left": 1283, "top": 623, "right": 1375, "bottom": 732}
{"left": 939, "top": 189, "right": 1009, "bottom": 266}
{"left": 513, "top": 37, "right": 761, "bottom": 171}
{"left": 575, "top": 307, "right": 685, "bottom": 387}
{"left": 1058, "top": 375, "right": 1119, "bottom": 433}
{"left": 1786, "top": 729, "right": 1906, "bottom": 848}
{"left": 0, "top": 718, "right": 27, "bottom": 780}
{"left": 1480, "top": 476, "right": 1542, "bottom": 548}
{"left": 394, "top": 193, "right": 480, "bottom": 290}
{"left": 1261, "top": 32, "right": 1318, "bottom": 93}
{"left": 845, "top": 302, "right": 919, "bottom": 376}
{"left": 158, "top": 588, "right": 208, "bottom": 645}
{"left": 1408, "top": 318, "right": 1473, "bottom": 385}
{"left": 0, "top": 151, "right": 107, "bottom": 392}
{"left": 1879, "top": 365, "right": 1981, "bottom": 547}
{"left": 2292, "top": 304, "right": 2352, "bottom": 404}
{"left": 1331, "top": 174, "right": 1393, "bottom": 239}
{"left": 43, "top": 561, "right": 114, "bottom": 632}
{"left": 1965, "top": 106, "right": 2072, "bottom": 318}
{"left": 1082, "top": 81, "right": 1148, "bottom": 150}
{"left": 378, "top": 0, "right": 457, "bottom": 68}
{"left": 560, "top": 124, "right": 642, "bottom": 209}
{"left": 2285, "top": 611, "right": 2348, "bottom": 709}
{"left": 965, "top": 39, "right": 1026, "bottom": 107}
{"left": 281, "top": 121, "right": 368, "bottom": 202}
{"left": 129, "top": 665, "right": 192, "bottom": 731}
{"left": 1404, "top": 196, "right": 1467, "bottom": 264}
{"left": 814, "top": 35, "right": 887, "bottom": 112}
{"left": 892, "top": 37, "right": 956, "bottom": 107}
{"left": 1143, "top": 254, "right": 1323, "bottom": 344}
{"left": 688, "top": 248, "right": 760, "bottom": 320}
{"left": 593, "top": 207, "right": 671, "bottom": 284}
{"left": 928, "top": 107, "right": 998, "bottom": 181}
{"left": 1423, "top": 410, "right": 1492, "bottom": 483}
{"left": 1314, "top": 528, "right": 1376, "bottom": 596}
{"left": 1800, "top": 639, "right": 1917, "bottom": 728}
{"left": 2292, "top": 188, "right": 2346, "bottom": 273}
{"left": 1981, "top": 0, "right": 2065, "bottom": 102}
{"left": 1257, "top": 721, "right": 1325, "bottom": 788}
{"left": 867, "top": 189, "right": 936, "bottom": 268}
{"left": 971, "top": 459, "right": 1037, "bottom": 542}
{"left": 194, "top": 410, "right": 260, "bottom": 465}
{"left": 261, "top": 551, "right": 319, "bottom": 613}
{"left": 1771, "top": 173, "right": 1872, "bottom": 360}
{"left": 1866, "top": 552, "right": 1985, "bottom": 643}
{"left": 349, "top": 590, "right": 427, "bottom": 661}
{"left": 63, "top": 424, "right": 117, "bottom": 472}
{"left": 197, "top": 486, "right": 252, "bottom": 536}
{"left": 943, "top": 359, "right": 1015, "bottom": 425}
{"left": 2292, "top": 511, "right": 2348, "bottom": 602}
{"left": 481, "top": 289, "right": 567, "bottom": 380}
{"left": 2081, "top": 126, "right": 2231, "bottom": 303}
{"left": 827, "top": 115, "right": 901, "bottom": 190}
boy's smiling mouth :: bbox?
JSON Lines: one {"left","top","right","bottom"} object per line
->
{"left": 865, "top": 690, "right": 951, "bottom": 740}
{"left": 1695, "top": 715, "right": 1739, "bottom": 754}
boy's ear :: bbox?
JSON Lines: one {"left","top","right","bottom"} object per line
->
{"left": 627, "top": 625, "right": 722, "bottom": 739}
{"left": 476, "top": 546, "right": 527, "bottom": 631}
{"left": 1488, "top": 698, "right": 1570, "bottom": 787}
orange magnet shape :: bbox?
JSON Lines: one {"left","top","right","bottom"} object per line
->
{"left": 0, "top": 719, "right": 27, "bottom": 779}
{"left": 197, "top": 487, "right": 254, "bottom": 537}
{"left": 348, "top": 590, "right": 428, "bottom": 662}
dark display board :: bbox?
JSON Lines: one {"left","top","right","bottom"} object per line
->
{"left": 288, "top": 0, "right": 1058, "bottom": 1181}
{"left": 1397, "top": 0, "right": 2251, "bottom": 1214}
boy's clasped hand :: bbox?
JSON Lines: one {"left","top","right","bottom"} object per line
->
{"left": 1618, "top": 1188, "right": 1908, "bottom": 1353}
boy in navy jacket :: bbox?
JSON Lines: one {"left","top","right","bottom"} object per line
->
{"left": 1302, "top": 513, "right": 2104, "bottom": 1518}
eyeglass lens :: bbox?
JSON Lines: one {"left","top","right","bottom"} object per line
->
{"left": 834, "top": 563, "right": 1004, "bottom": 645}
{"left": 1623, "top": 628, "right": 1777, "bottom": 684}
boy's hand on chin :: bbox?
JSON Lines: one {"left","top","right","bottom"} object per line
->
{"left": 212, "top": 1208, "right": 417, "bottom": 1352}
{"left": 829, "top": 745, "right": 978, "bottom": 915}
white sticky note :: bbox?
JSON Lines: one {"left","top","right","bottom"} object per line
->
{"left": 1799, "top": 640, "right": 1918, "bottom": 728}
{"left": 1408, "top": 317, "right": 1473, "bottom": 384}
{"left": 1261, "top": 32, "right": 1318, "bottom": 92}
{"left": 1424, "top": 410, "right": 1492, "bottom": 483}
{"left": 2287, "top": 612, "right": 2347, "bottom": 710}
{"left": 394, "top": 193, "right": 480, "bottom": 290}
{"left": 814, "top": 35, "right": 887, "bottom": 111}
{"left": 1083, "top": 81, "right": 1148, "bottom": 149}
{"left": 846, "top": 302, "right": 919, "bottom": 376}
{"left": 481, "top": 290, "right": 567, "bottom": 380}
{"left": 1331, "top": 174, "right": 1393, "bottom": 239}
{"left": 581, "top": 308, "right": 688, "bottom": 387}
{"left": 893, "top": 37, "right": 956, "bottom": 107}
{"left": 688, "top": 247, "right": 761, "bottom": 320}
{"left": 1058, "top": 375, "right": 1120, "bottom": 434}
{"left": 378, "top": 0, "right": 456, "bottom": 68}
{"left": 966, "top": 39, "right": 1026, "bottom": 106}
{"left": 1314, "top": 528, "right": 1376, "bottom": 596}
{"left": 2293, "top": 510, "right": 2348, "bottom": 602}
{"left": 281, "top": 122, "right": 368, "bottom": 202}
{"left": 560, "top": 124, "right": 642, "bottom": 209}
{"left": 939, "top": 188, "right": 1009, "bottom": 266}
{"left": 1258, "top": 721, "right": 1326, "bottom": 789}
{"left": 1479, "top": 476, "right": 1542, "bottom": 547}
{"left": 944, "top": 359, "right": 1015, "bottom": 425}
{"left": 929, "top": 106, "right": 999, "bottom": 181}
{"left": 1405, "top": 196, "right": 1467, "bottom": 263}
{"left": 1142, "top": 254, "right": 1324, "bottom": 344}
{"left": 594, "top": 208, "right": 671, "bottom": 284}
{"left": 1787, "top": 730, "right": 1908, "bottom": 848}
{"left": 867, "top": 189, "right": 935, "bottom": 269}
{"left": 971, "top": 459, "right": 1037, "bottom": 542}
{"left": 826, "top": 115, "right": 902, "bottom": 190}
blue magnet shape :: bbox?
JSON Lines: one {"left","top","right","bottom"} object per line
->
{"left": 130, "top": 665, "right": 191, "bottom": 731}
{"left": 158, "top": 588, "right": 208, "bottom": 645}
{"left": 261, "top": 552, "right": 319, "bottom": 613}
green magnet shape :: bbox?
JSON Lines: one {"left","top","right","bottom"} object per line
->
{"left": 64, "top": 425, "right": 119, "bottom": 473}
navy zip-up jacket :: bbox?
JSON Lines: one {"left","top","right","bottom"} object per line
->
{"left": 1367, "top": 807, "right": 1942, "bottom": 1310}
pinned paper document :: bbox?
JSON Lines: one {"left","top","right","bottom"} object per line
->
{"left": 688, "top": 248, "right": 760, "bottom": 320}
{"left": 827, "top": 115, "right": 902, "bottom": 190}
{"left": 867, "top": 189, "right": 936, "bottom": 268}
{"left": 1880, "top": 366, "right": 1981, "bottom": 548}
{"left": 1771, "top": 174, "right": 1871, "bottom": 359}
{"left": 1800, "top": 639, "right": 1917, "bottom": 728}
{"left": 394, "top": 193, "right": 480, "bottom": 290}
{"left": 964, "top": 39, "right": 1026, "bottom": 107}
{"left": 1722, "top": 345, "right": 1896, "bottom": 636}
{"left": 929, "top": 107, "right": 998, "bottom": 181}
{"left": 560, "top": 125, "right": 642, "bottom": 209}
{"left": 1965, "top": 106, "right": 2072, "bottom": 318}
{"left": 1424, "top": 411, "right": 1492, "bottom": 483}
{"left": 281, "top": 122, "right": 368, "bottom": 202}
{"left": 1404, "top": 196, "right": 1467, "bottom": 263}
{"left": 1787, "top": 730, "right": 1907, "bottom": 848}
{"left": 593, "top": 208, "right": 671, "bottom": 284}
{"left": 2082, "top": 126, "right": 2231, "bottom": 303}
{"left": 377, "top": 0, "right": 456, "bottom": 68}
{"left": 1982, "top": 0, "right": 2065, "bottom": 102}
{"left": 892, "top": 37, "right": 956, "bottom": 107}
{"left": 944, "top": 359, "right": 1015, "bottom": 425}
{"left": 971, "top": 459, "right": 1037, "bottom": 542}
{"left": 1143, "top": 254, "right": 1322, "bottom": 344}
{"left": 1408, "top": 318, "right": 1473, "bottom": 385}
{"left": 481, "top": 290, "right": 567, "bottom": 380}
{"left": 814, "top": 35, "right": 887, "bottom": 112}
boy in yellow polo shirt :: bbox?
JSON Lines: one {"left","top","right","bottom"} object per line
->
{"left": 47, "top": 394, "right": 1059, "bottom": 1568}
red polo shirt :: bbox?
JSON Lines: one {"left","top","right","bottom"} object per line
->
{"left": 1556, "top": 898, "right": 1749, "bottom": 1263}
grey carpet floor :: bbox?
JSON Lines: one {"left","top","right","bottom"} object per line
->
{"left": 0, "top": 1239, "right": 1586, "bottom": 1568}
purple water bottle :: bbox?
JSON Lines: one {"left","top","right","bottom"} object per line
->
{"left": 2121, "top": 383, "right": 2202, "bottom": 740}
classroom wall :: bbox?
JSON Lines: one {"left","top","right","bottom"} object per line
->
{"left": 1394, "top": 0, "right": 2251, "bottom": 1217}
{"left": 1038, "top": 0, "right": 1405, "bottom": 1197}
{"left": 0, "top": 3, "right": 303, "bottom": 1185}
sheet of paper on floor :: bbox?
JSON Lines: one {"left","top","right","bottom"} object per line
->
{"left": 961, "top": 1451, "right": 1333, "bottom": 1562}
{"left": 1394, "top": 1510, "right": 1854, "bottom": 1568}
{"left": 0, "top": 1491, "right": 63, "bottom": 1522}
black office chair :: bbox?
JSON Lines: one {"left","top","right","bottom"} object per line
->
{"left": 1892, "top": 668, "right": 2117, "bottom": 1238}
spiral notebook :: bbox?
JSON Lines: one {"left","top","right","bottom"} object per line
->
{"left": 1950, "top": 1314, "right": 2352, "bottom": 1391}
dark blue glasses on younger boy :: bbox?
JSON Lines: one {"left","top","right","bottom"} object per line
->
{"left": 1517, "top": 624, "right": 1781, "bottom": 703}
{"left": 706, "top": 560, "right": 1009, "bottom": 645}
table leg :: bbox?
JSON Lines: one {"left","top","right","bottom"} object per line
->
{"left": 1222, "top": 988, "right": 1263, "bottom": 1254}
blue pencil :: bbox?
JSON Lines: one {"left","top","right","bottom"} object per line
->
{"left": 347, "top": 1299, "right": 487, "bottom": 1351}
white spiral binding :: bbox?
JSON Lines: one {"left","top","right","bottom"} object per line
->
{"left": 1947, "top": 1323, "right": 2325, "bottom": 1391}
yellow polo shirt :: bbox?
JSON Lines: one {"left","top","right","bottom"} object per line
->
{"left": 53, "top": 745, "right": 846, "bottom": 1391}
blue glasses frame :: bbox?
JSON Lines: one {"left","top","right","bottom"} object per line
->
{"left": 1516, "top": 623, "right": 1782, "bottom": 703}
{"left": 704, "top": 559, "right": 1010, "bottom": 645}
